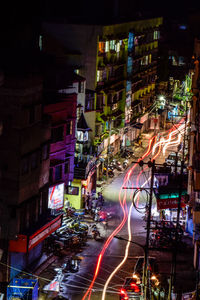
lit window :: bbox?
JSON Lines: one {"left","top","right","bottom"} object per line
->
{"left": 39, "top": 35, "right": 43, "bottom": 51}
{"left": 110, "top": 40, "right": 116, "bottom": 50}
{"left": 116, "top": 42, "right": 120, "bottom": 52}
{"left": 99, "top": 42, "right": 105, "bottom": 53}
{"left": 153, "top": 30, "right": 160, "bottom": 40}
{"left": 105, "top": 41, "right": 109, "bottom": 52}
{"left": 66, "top": 186, "right": 79, "bottom": 195}
{"left": 149, "top": 54, "right": 152, "bottom": 64}
{"left": 74, "top": 69, "right": 79, "bottom": 74}
{"left": 97, "top": 70, "right": 100, "bottom": 82}
{"left": 97, "top": 70, "right": 103, "bottom": 82}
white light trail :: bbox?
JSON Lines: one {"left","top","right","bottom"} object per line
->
{"left": 101, "top": 178, "right": 150, "bottom": 300}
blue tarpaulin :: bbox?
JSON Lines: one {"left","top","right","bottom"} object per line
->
{"left": 7, "top": 278, "right": 38, "bottom": 300}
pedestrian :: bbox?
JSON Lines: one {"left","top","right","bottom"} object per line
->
{"left": 97, "top": 192, "right": 104, "bottom": 207}
{"left": 85, "top": 193, "right": 90, "bottom": 212}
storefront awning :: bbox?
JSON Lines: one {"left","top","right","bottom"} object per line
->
{"left": 9, "top": 214, "right": 63, "bottom": 253}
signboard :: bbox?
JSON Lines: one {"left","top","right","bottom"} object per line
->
{"left": 28, "top": 215, "right": 62, "bottom": 251}
{"left": 48, "top": 183, "right": 64, "bottom": 210}
{"left": 157, "top": 196, "right": 186, "bottom": 210}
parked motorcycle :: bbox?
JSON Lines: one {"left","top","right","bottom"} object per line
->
{"left": 123, "top": 159, "right": 129, "bottom": 169}
{"left": 103, "top": 167, "right": 114, "bottom": 178}
{"left": 91, "top": 224, "right": 101, "bottom": 240}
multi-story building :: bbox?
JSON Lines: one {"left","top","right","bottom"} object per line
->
{"left": 0, "top": 72, "right": 63, "bottom": 286}
{"left": 187, "top": 39, "right": 200, "bottom": 268}
{"left": 42, "top": 16, "right": 162, "bottom": 176}
{"left": 43, "top": 66, "right": 96, "bottom": 208}
{"left": 43, "top": 68, "right": 79, "bottom": 209}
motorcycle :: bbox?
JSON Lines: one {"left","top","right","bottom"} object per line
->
{"left": 103, "top": 167, "right": 114, "bottom": 178}
{"left": 90, "top": 224, "right": 101, "bottom": 240}
{"left": 123, "top": 159, "right": 129, "bottom": 169}
{"left": 62, "top": 257, "right": 81, "bottom": 273}
{"left": 115, "top": 161, "right": 123, "bottom": 171}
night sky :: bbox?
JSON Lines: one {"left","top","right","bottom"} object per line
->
{"left": 1, "top": 0, "right": 200, "bottom": 25}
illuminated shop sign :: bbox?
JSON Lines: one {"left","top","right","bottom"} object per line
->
{"left": 157, "top": 196, "right": 186, "bottom": 210}
{"left": 28, "top": 216, "right": 62, "bottom": 251}
{"left": 48, "top": 183, "right": 64, "bottom": 210}
{"left": 9, "top": 215, "right": 62, "bottom": 252}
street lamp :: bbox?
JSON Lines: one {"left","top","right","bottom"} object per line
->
{"left": 114, "top": 235, "right": 146, "bottom": 297}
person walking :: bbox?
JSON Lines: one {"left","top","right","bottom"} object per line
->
{"left": 85, "top": 193, "right": 90, "bottom": 212}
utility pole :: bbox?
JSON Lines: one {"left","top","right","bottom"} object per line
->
{"left": 169, "top": 99, "right": 188, "bottom": 299}
{"left": 144, "top": 159, "right": 155, "bottom": 300}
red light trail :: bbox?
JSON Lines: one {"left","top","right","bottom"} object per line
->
{"left": 82, "top": 121, "right": 184, "bottom": 300}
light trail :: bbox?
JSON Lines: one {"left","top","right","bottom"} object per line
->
{"left": 102, "top": 134, "right": 165, "bottom": 299}
{"left": 162, "top": 132, "right": 182, "bottom": 155}
{"left": 82, "top": 136, "right": 156, "bottom": 300}
{"left": 101, "top": 178, "right": 151, "bottom": 300}
{"left": 83, "top": 119, "right": 184, "bottom": 300}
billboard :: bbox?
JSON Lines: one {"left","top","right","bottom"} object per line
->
{"left": 48, "top": 183, "right": 64, "bottom": 210}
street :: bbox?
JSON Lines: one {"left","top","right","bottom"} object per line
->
{"left": 39, "top": 129, "right": 196, "bottom": 300}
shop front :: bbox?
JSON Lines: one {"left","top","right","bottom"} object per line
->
{"left": 67, "top": 165, "right": 97, "bottom": 209}
{"left": 8, "top": 214, "right": 63, "bottom": 279}
{"left": 156, "top": 192, "right": 187, "bottom": 229}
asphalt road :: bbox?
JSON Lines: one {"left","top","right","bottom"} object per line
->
{"left": 39, "top": 131, "right": 196, "bottom": 300}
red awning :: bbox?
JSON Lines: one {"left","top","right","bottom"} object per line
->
{"left": 9, "top": 214, "right": 62, "bottom": 253}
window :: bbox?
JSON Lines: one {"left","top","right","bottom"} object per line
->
{"left": 29, "top": 106, "right": 35, "bottom": 124}
{"left": 78, "top": 81, "right": 84, "bottom": 93}
{"left": 96, "top": 94, "right": 104, "bottom": 111}
{"left": 110, "top": 40, "right": 116, "bottom": 50}
{"left": 66, "top": 121, "right": 73, "bottom": 135}
{"left": 66, "top": 186, "right": 79, "bottom": 195}
{"left": 39, "top": 35, "right": 43, "bottom": 51}
{"left": 98, "top": 42, "right": 105, "bottom": 53}
{"left": 21, "top": 157, "right": 29, "bottom": 175}
{"left": 42, "top": 144, "right": 49, "bottom": 161}
{"left": 153, "top": 30, "right": 160, "bottom": 40}
{"left": 49, "top": 168, "right": 53, "bottom": 183}
{"left": 85, "top": 95, "right": 95, "bottom": 111}
{"left": 105, "top": 41, "right": 109, "bottom": 52}
{"left": 97, "top": 70, "right": 103, "bottom": 82}
{"left": 31, "top": 152, "right": 38, "bottom": 170}
{"left": 64, "top": 160, "right": 70, "bottom": 174}
{"left": 116, "top": 42, "right": 120, "bottom": 52}
{"left": 55, "top": 165, "right": 62, "bottom": 181}
{"left": 51, "top": 126, "right": 63, "bottom": 143}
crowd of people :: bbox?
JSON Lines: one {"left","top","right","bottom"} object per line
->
{"left": 85, "top": 191, "right": 104, "bottom": 212}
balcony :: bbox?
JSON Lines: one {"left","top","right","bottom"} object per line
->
{"left": 74, "top": 155, "right": 96, "bottom": 179}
